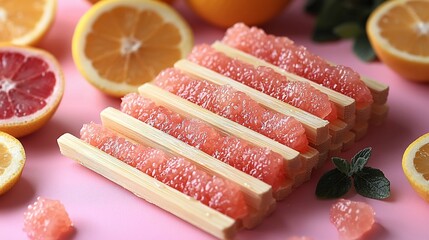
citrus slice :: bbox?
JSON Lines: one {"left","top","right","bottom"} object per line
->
{"left": 367, "top": 0, "right": 429, "bottom": 82}
{"left": 72, "top": 0, "right": 193, "bottom": 97}
{"left": 0, "top": 131, "right": 26, "bottom": 195}
{"left": 0, "top": 0, "right": 57, "bottom": 46}
{"left": 0, "top": 45, "right": 65, "bottom": 138}
{"left": 402, "top": 133, "right": 429, "bottom": 202}
{"left": 186, "top": 0, "right": 291, "bottom": 28}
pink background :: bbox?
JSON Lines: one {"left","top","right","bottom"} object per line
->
{"left": 2, "top": 0, "right": 429, "bottom": 239}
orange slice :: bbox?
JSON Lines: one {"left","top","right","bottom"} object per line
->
{"left": 72, "top": 0, "right": 193, "bottom": 97}
{"left": 0, "top": 0, "right": 57, "bottom": 46}
{"left": 402, "top": 133, "right": 429, "bottom": 202}
{"left": 186, "top": 0, "right": 291, "bottom": 28}
{"left": 0, "top": 45, "right": 65, "bottom": 138}
{"left": 367, "top": 0, "right": 429, "bottom": 82}
{"left": 0, "top": 131, "right": 25, "bottom": 195}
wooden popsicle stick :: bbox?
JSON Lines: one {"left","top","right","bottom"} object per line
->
{"left": 211, "top": 41, "right": 356, "bottom": 121}
{"left": 57, "top": 134, "right": 238, "bottom": 240}
{"left": 100, "top": 107, "right": 275, "bottom": 219}
{"left": 138, "top": 83, "right": 303, "bottom": 175}
{"left": 361, "top": 76, "right": 389, "bottom": 105}
{"left": 370, "top": 104, "right": 389, "bottom": 126}
{"left": 175, "top": 59, "right": 330, "bottom": 145}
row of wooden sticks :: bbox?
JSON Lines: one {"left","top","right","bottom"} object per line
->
{"left": 58, "top": 42, "right": 389, "bottom": 239}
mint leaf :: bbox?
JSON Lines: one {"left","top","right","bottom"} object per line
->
{"left": 354, "top": 167, "right": 390, "bottom": 199}
{"left": 316, "top": 169, "right": 352, "bottom": 199}
{"left": 332, "top": 157, "right": 350, "bottom": 176}
{"left": 353, "top": 33, "right": 376, "bottom": 61}
{"left": 351, "top": 147, "right": 371, "bottom": 173}
{"left": 315, "top": 147, "right": 390, "bottom": 200}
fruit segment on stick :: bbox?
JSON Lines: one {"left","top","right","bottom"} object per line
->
{"left": 59, "top": 23, "right": 389, "bottom": 239}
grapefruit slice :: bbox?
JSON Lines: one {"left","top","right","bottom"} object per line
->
{"left": 80, "top": 122, "right": 248, "bottom": 219}
{"left": 72, "top": 0, "right": 193, "bottom": 97}
{"left": 23, "top": 197, "right": 73, "bottom": 240}
{"left": 187, "top": 44, "right": 337, "bottom": 121}
{"left": 330, "top": 199, "right": 375, "bottom": 240}
{"left": 121, "top": 93, "right": 286, "bottom": 190}
{"left": 0, "top": 0, "right": 57, "bottom": 46}
{"left": 222, "top": 23, "right": 373, "bottom": 109}
{"left": 0, "top": 46, "right": 64, "bottom": 138}
{"left": 0, "top": 131, "right": 25, "bottom": 195}
{"left": 153, "top": 68, "right": 309, "bottom": 153}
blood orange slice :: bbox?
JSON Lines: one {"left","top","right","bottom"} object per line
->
{"left": 153, "top": 68, "right": 309, "bottom": 153}
{"left": 222, "top": 23, "right": 373, "bottom": 109}
{"left": 121, "top": 93, "right": 286, "bottom": 190}
{"left": 0, "top": 46, "right": 64, "bottom": 138}
{"left": 188, "top": 44, "right": 337, "bottom": 121}
{"left": 80, "top": 122, "right": 248, "bottom": 219}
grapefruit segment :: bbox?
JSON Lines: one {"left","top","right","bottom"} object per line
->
{"left": 222, "top": 23, "right": 373, "bottom": 109}
{"left": 0, "top": 46, "right": 64, "bottom": 138}
{"left": 153, "top": 68, "right": 309, "bottom": 153}
{"left": 23, "top": 197, "right": 73, "bottom": 240}
{"left": 330, "top": 199, "right": 375, "bottom": 240}
{"left": 80, "top": 122, "right": 248, "bottom": 219}
{"left": 187, "top": 44, "right": 337, "bottom": 121}
{"left": 121, "top": 93, "right": 286, "bottom": 190}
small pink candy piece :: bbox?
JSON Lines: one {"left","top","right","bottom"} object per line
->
{"left": 23, "top": 197, "right": 73, "bottom": 240}
{"left": 330, "top": 199, "right": 375, "bottom": 240}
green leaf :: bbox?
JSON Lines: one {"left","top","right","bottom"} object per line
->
{"left": 312, "top": 0, "right": 345, "bottom": 42}
{"left": 351, "top": 147, "right": 371, "bottom": 173}
{"left": 333, "top": 22, "right": 363, "bottom": 39}
{"left": 332, "top": 157, "right": 350, "bottom": 176}
{"left": 316, "top": 169, "right": 352, "bottom": 199}
{"left": 305, "top": 0, "right": 327, "bottom": 14}
{"left": 353, "top": 33, "right": 376, "bottom": 61}
{"left": 354, "top": 167, "right": 391, "bottom": 199}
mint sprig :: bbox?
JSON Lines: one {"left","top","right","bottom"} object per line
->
{"left": 316, "top": 147, "right": 390, "bottom": 200}
{"left": 305, "top": 0, "right": 385, "bottom": 61}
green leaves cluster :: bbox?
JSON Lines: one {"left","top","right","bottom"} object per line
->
{"left": 305, "top": 0, "right": 386, "bottom": 61}
{"left": 316, "top": 147, "right": 390, "bottom": 200}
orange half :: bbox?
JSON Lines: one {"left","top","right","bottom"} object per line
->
{"left": 367, "top": 0, "right": 429, "bottom": 82}
{"left": 72, "top": 0, "right": 193, "bottom": 97}
{"left": 0, "top": 0, "right": 57, "bottom": 46}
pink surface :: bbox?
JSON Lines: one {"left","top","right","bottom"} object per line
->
{"left": 1, "top": 0, "right": 429, "bottom": 239}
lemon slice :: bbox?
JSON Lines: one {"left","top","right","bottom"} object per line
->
{"left": 402, "top": 133, "right": 429, "bottom": 202}
{"left": 72, "top": 0, "right": 194, "bottom": 97}
{"left": 0, "top": 131, "right": 26, "bottom": 195}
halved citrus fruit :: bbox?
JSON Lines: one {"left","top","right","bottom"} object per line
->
{"left": 0, "top": 45, "right": 65, "bottom": 138}
{"left": 0, "top": 131, "right": 26, "bottom": 195}
{"left": 72, "top": 0, "right": 193, "bottom": 97}
{"left": 403, "top": 133, "right": 429, "bottom": 202}
{"left": 186, "top": 0, "right": 291, "bottom": 28}
{"left": 367, "top": 0, "right": 429, "bottom": 82}
{"left": 0, "top": 0, "right": 57, "bottom": 46}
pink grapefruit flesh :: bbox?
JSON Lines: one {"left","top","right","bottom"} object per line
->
{"left": 222, "top": 23, "right": 373, "bottom": 109}
{"left": 23, "top": 197, "right": 73, "bottom": 240}
{"left": 80, "top": 122, "right": 248, "bottom": 219}
{"left": 330, "top": 199, "right": 375, "bottom": 240}
{"left": 153, "top": 68, "right": 309, "bottom": 153}
{"left": 121, "top": 93, "right": 286, "bottom": 190}
{"left": 188, "top": 44, "right": 337, "bottom": 121}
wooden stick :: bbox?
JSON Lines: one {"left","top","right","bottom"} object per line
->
{"left": 211, "top": 42, "right": 356, "bottom": 121}
{"left": 175, "top": 59, "right": 330, "bottom": 145}
{"left": 100, "top": 107, "right": 275, "bottom": 219}
{"left": 57, "top": 134, "right": 238, "bottom": 240}
{"left": 361, "top": 76, "right": 389, "bottom": 105}
{"left": 138, "top": 83, "right": 303, "bottom": 176}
